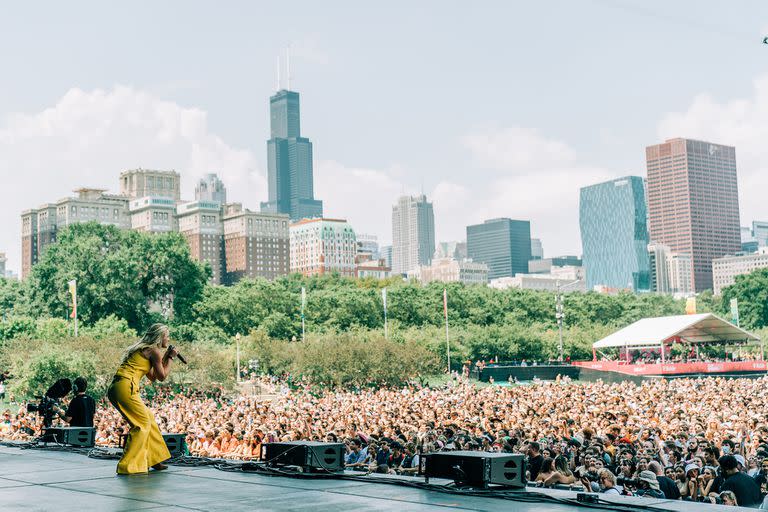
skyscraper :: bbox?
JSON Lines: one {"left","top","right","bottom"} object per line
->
{"left": 579, "top": 176, "right": 650, "bottom": 291}
{"left": 530, "top": 238, "right": 544, "bottom": 260}
{"left": 260, "top": 89, "right": 322, "bottom": 221}
{"left": 646, "top": 138, "right": 741, "bottom": 292}
{"left": 391, "top": 195, "right": 435, "bottom": 275}
{"left": 466, "top": 218, "right": 531, "bottom": 280}
{"left": 195, "top": 173, "right": 227, "bottom": 204}
{"left": 752, "top": 221, "right": 768, "bottom": 248}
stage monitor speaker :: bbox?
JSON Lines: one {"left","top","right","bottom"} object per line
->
{"left": 162, "top": 433, "right": 186, "bottom": 457}
{"left": 45, "top": 427, "right": 95, "bottom": 447}
{"left": 424, "top": 451, "right": 526, "bottom": 488}
{"left": 263, "top": 441, "right": 344, "bottom": 473}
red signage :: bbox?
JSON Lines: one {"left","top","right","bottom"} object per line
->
{"left": 574, "top": 360, "right": 767, "bottom": 376}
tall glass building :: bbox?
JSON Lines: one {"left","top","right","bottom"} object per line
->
{"left": 466, "top": 218, "right": 531, "bottom": 280}
{"left": 579, "top": 176, "right": 650, "bottom": 291}
{"left": 260, "top": 89, "right": 323, "bottom": 221}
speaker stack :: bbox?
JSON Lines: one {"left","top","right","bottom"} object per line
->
{"left": 262, "top": 441, "right": 344, "bottom": 473}
{"left": 44, "top": 427, "right": 95, "bottom": 447}
{"left": 424, "top": 451, "right": 526, "bottom": 489}
{"left": 162, "top": 433, "right": 186, "bottom": 457}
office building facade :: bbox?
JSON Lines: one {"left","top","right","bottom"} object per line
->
{"left": 530, "top": 238, "right": 544, "bottom": 260}
{"left": 646, "top": 138, "right": 741, "bottom": 292}
{"left": 356, "top": 233, "right": 380, "bottom": 261}
{"left": 21, "top": 189, "right": 131, "bottom": 278}
{"left": 466, "top": 218, "right": 531, "bottom": 280}
{"left": 411, "top": 257, "right": 488, "bottom": 285}
{"left": 120, "top": 169, "right": 181, "bottom": 200}
{"left": 528, "top": 256, "right": 582, "bottom": 274}
{"left": 177, "top": 200, "right": 225, "bottom": 285}
{"left": 752, "top": 221, "right": 768, "bottom": 248}
{"left": 355, "top": 259, "right": 391, "bottom": 279}
{"left": 195, "top": 173, "right": 227, "bottom": 204}
{"left": 647, "top": 243, "right": 693, "bottom": 296}
{"left": 223, "top": 204, "right": 290, "bottom": 284}
{"left": 290, "top": 218, "right": 357, "bottom": 277}
{"left": 712, "top": 248, "right": 768, "bottom": 295}
{"left": 260, "top": 90, "right": 323, "bottom": 221}
{"left": 579, "top": 176, "right": 650, "bottom": 291}
{"left": 129, "top": 196, "right": 178, "bottom": 233}
{"left": 391, "top": 195, "right": 435, "bottom": 275}
{"left": 489, "top": 266, "right": 586, "bottom": 292}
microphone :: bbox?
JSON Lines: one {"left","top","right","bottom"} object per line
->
{"left": 167, "top": 345, "right": 188, "bottom": 365}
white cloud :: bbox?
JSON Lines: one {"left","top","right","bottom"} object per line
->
{"left": 315, "top": 160, "right": 404, "bottom": 244}
{"left": 657, "top": 74, "right": 768, "bottom": 228}
{"left": 0, "top": 86, "right": 264, "bottom": 273}
{"left": 460, "top": 126, "right": 576, "bottom": 172}
{"left": 317, "top": 129, "right": 617, "bottom": 257}
{"left": 455, "top": 128, "right": 617, "bottom": 256}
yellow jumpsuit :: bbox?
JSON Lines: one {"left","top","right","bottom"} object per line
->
{"left": 107, "top": 351, "right": 171, "bottom": 474}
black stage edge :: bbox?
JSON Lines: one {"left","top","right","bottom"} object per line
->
{"left": 478, "top": 365, "right": 581, "bottom": 382}
{"left": 0, "top": 445, "right": 750, "bottom": 511}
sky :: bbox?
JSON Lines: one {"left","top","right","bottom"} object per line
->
{"left": 1, "top": 1, "right": 768, "bottom": 273}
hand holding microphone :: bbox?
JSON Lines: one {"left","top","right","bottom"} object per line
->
{"left": 166, "top": 344, "right": 188, "bottom": 365}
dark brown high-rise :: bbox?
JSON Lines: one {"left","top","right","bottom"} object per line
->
{"left": 645, "top": 138, "right": 741, "bottom": 292}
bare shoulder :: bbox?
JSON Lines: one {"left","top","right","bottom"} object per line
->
{"left": 144, "top": 346, "right": 164, "bottom": 361}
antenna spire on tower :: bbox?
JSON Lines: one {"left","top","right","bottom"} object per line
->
{"left": 276, "top": 56, "right": 281, "bottom": 91}
{"left": 286, "top": 47, "right": 291, "bottom": 90}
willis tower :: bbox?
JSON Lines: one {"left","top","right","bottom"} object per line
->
{"left": 260, "top": 87, "right": 323, "bottom": 221}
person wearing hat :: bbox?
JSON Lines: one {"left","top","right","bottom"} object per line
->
{"left": 684, "top": 463, "right": 701, "bottom": 501}
{"left": 636, "top": 470, "right": 665, "bottom": 499}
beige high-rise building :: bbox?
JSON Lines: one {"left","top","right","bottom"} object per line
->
{"left": 21, "top": 189, "right": 130, "bottom": 278}
{"left": 647, "top": 243, "right": 693, "bottom": 297}
{"left": 120, "top": 169, "right": 181, "bottom": 200}
{"left": 712, "top": 248, "right": 768, "bottom": 295}
{"left": 392, "top": 195, "right": 435, "bottom": 275}
{"left": 21, "top": 210, "right": 39, "bottom": 278}
{"left": 223, "top": 204, "right": 290, "bottom": 284}
{"left": 129, "top": 196, "right": 178, "bottom": 233}
{"left": 177, "top": 200, "right": 225, "bottom": 285}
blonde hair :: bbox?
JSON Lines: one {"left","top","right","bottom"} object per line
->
{"left": 122, "top": 323, "right": 169, "bottom": 364}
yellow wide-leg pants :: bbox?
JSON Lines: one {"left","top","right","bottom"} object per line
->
{"left": 107, "top": 377, "right": 171, "bottom": 474}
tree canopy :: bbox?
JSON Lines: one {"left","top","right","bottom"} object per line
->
{"left": 26, "top": 222, "right": 210, "bottom": 329}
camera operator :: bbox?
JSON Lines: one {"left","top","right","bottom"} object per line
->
{"left": 0, "top": 370, "right": 11, "bottom": 401}
{"left": 53, "top": 377, "right": 95, "bottom": 427}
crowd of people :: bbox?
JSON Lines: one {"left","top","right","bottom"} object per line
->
{"left": 5, "top": 375, "right": 768, "bottom": 507}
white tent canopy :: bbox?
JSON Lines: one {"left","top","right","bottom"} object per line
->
{"left": 593, "top": 313, "right": 760, "bottom": 349}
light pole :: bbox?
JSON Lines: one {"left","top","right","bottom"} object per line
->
{"left": 235, "top": 333, "right": 241, "bottom": 384}
{"left": 555, "top": 279, "right": 582, "bottom": 362}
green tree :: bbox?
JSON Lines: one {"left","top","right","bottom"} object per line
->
{"left": 721, "top": 269, "right": 768, "bottom": 329}
{"left": 28, "top": 223, "right": 209, "bottom": 329}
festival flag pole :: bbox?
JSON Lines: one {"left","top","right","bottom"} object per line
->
{"left": 382, "top": 287, "right": 388, "bottom": 340}
{"left": 68, "top": 279, "right": 78, "bottom": 337}
{"left": 300, "top": 286, "right": 306, "bottom": 342}
{"left": 444, "top": 288, "right": 450, "bottom": 374}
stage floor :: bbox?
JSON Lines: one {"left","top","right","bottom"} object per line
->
{"left": 0, "top": 445, "right": 742, "bottom": 511}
